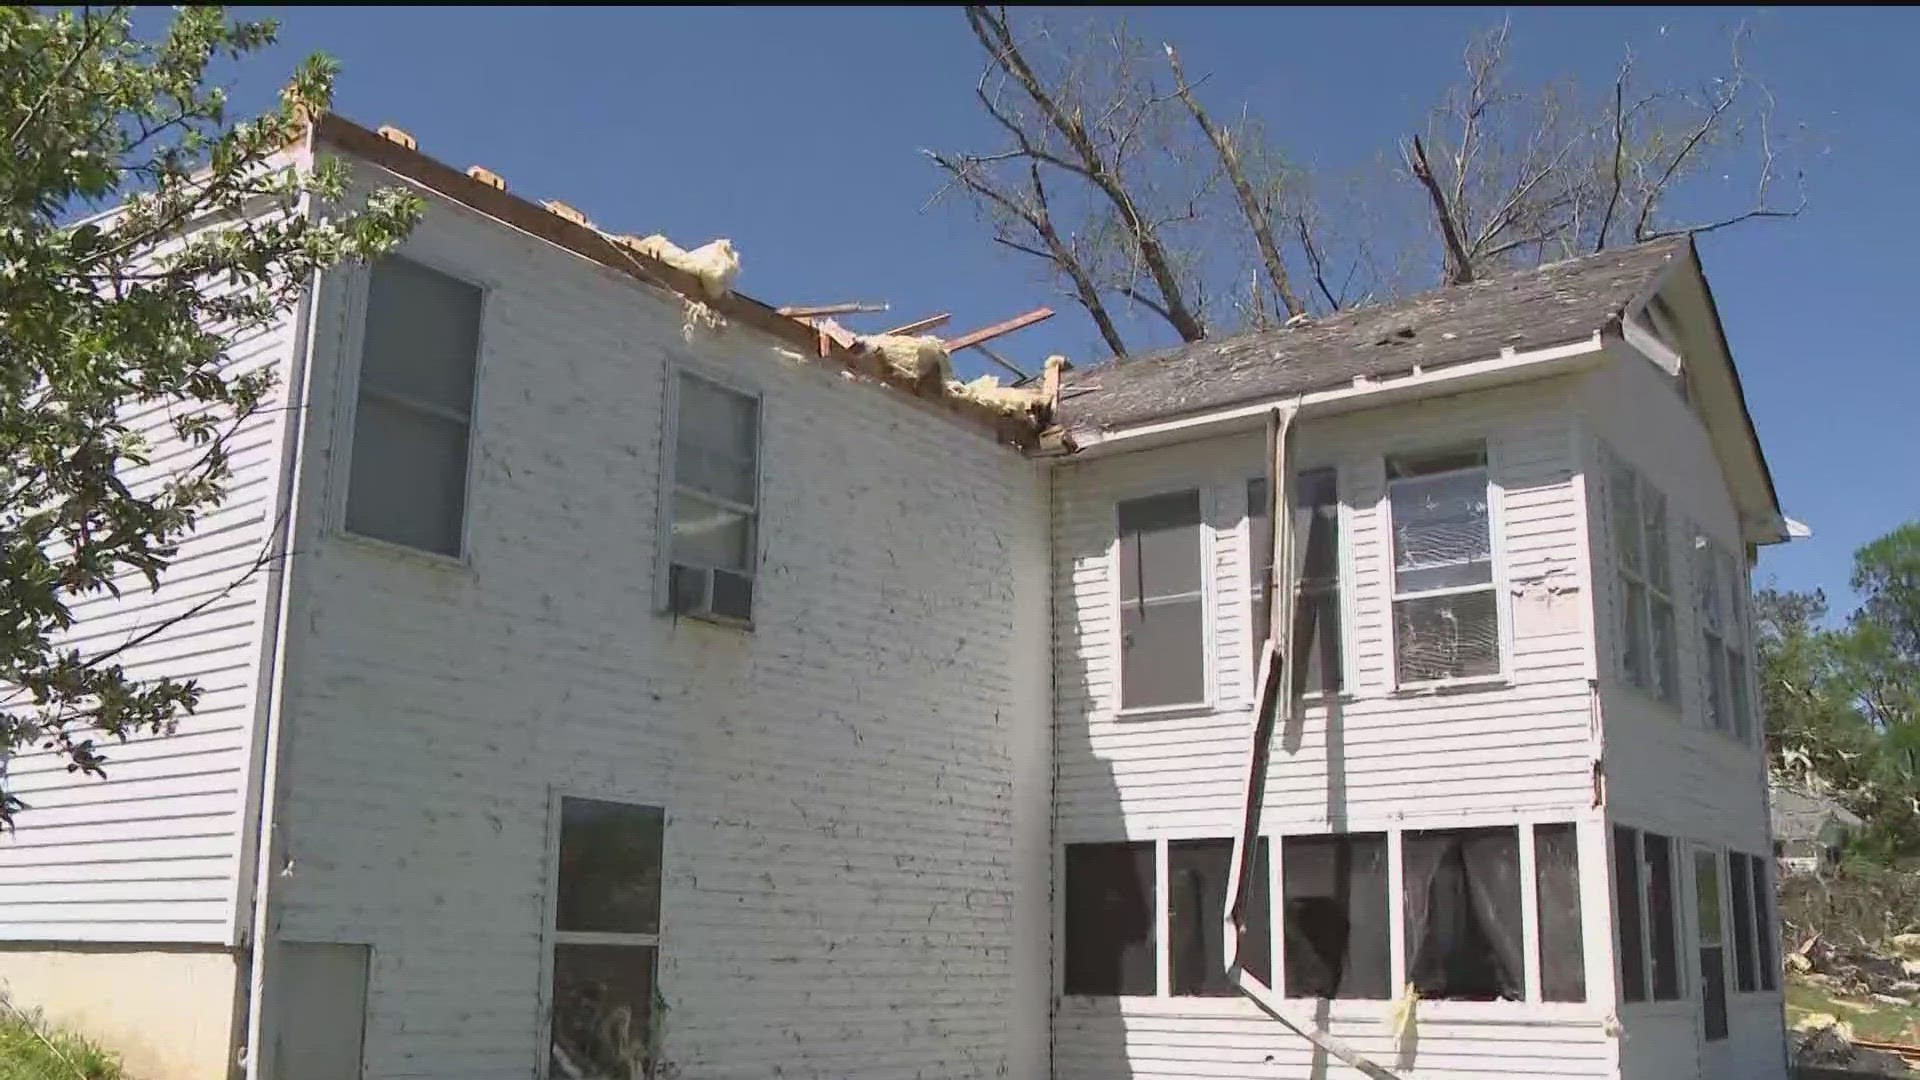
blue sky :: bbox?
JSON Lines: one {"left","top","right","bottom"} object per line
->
{"left": 203, "top": 7, "right": 1917, "bottom": 611}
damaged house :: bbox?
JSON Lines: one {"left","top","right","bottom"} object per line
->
{"left": 0, "top": 115, "right": 1790, "bottom": 1080}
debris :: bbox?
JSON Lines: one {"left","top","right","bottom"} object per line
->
{"left": 943, "top": 307, "right": 1054, "bottom": 353}
{"left": 681, "top": 299, "right": 724, "bottom": 343}
{"left": 543, "top": 200, "right": 590, "bottom": 227}
{"left": 882, "top": 313, "right": 952, "bottom": 336}
{"left": 376, "top": 124, "right": 417, "bottom": 150}
{"left": 1791, "top": 1013, "right": 1914, "bottom": 1075}
{"left": 1387, "top": 983, "right": 1421, "bottom": 1041}
{"left": 626, "top": 235, "right": 740, "bottom": 301}
{"left": 1284, "top": 312, "right": 1313, "bottom": 329}
{"left": 466, "top": 165, "right": 506, "bottom": 191}
{"left": 855, "top": 334, "right": 951, "bottom": 384}
{"left": 944, "top": 373, "right": 1047, "bottom": 416}
{"left": 777, "top": 302, "right": 889, "bottom": 318}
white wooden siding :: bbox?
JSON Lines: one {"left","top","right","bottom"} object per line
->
{"left": 263, "top": 164, "right": 1051, "bottom": 1080}
{"left": 0, "top": 289, "right": 300, "bottom": 944}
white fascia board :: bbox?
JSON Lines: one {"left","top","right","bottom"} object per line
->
{"left": 1061, "top": 332, "right": 1609, "bottom": 460}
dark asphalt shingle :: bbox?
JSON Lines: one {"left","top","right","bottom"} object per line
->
{"left": 1058, "top": 237, "right": 1689, "bottom": 431}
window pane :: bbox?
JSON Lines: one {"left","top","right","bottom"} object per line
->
{"left": 1729, "top": 853, "right": 1758, "bottom": 992}
{"left": 1118, "top": 491, "right": 1203, "bottom": 602}
{"left": 1394, "top": 590, "right": 1500, "bottom": 683}
{"left": 670, "top": 494, "right": 752, "bottom": 571}
{"left": 1295, "top": 469, "right": 1339, "bottom": 584}
{"left": 1170, "top": 839, "right": 1270, "bottom": 996}
{"left": 1390, "top": 469, "right": 1492, "bottom": 593}
{"left": 556, "top": 798, "right": 664, "bottom": 934}
{"left": 1120, "top": 597, "right": 1206, "bottom": 708}
{"left": 361, "top": 257, "right": 481, "bottom": 412}
{"left": 1695, "top": 852, "right": 1723, "bottom": 945}
{"left": 1614, "top": 826, "right": 1647, "bottom": 1002}
{"left": 1295, "top": 590, "right": 1343, "bottom": 696}
{"left": 1403, "top": 827, "right": 1524, "bottom": 1001}
{"left": 1535, "top": 824, "right": 1587, "bottom": 1002}
{"left": 345, "top": 396, "right": 469, "bottom": 556}
{"left": 1650, "top": 597, "right": 1680, "bottom": 703}
{"left": 675, "top": 375, "right": 758, "bottom": 506}
{"left": 1250, "top": 473, "right": 1342, "bottom": 694}
{"left": 1750, "top": 855, "right": 1777, "bottom": 990}
{"left": 549, "top": 943, "right": 656, "bottom": 1080}
{"left": 1642, "top": 488, "right": 1670, "bottom": 593}
{"left": 1283, "top": 833, "right": 1390, "bottom": 999}
{"left": 1645, "top": 833, "right": 1682, "bottom": 1000}
{"left": 1609, "top": 458, "right": 1641, "bottom": 575}
{"left": 1064, "top": 842, "right": 1157, "bottom": 996}
{"left": 1622, "top": 581, "right": 1651, "bottom": 688}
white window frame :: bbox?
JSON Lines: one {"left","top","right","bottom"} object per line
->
{"left": 1246, "top": 465, "right": 1352, "bottom": 698}
{"left": 1692, "top": 845, "right": 1731, "bottom": 1042}
{"left": 656, "top": 362, "right": 764, "bottom": 628}
{"left": 330, "top": 250, "right": 489, "bottom": 567}
{"left": 1605, "top": 449, "right": 1681, "bottom": 705}
{"left": 1380, "top": 440, "right": 1512, "bottom": 691}
{"left": 1109, "top": 485, "right": 1215, "bottom": 717}
{"left": 536, "top": 787, "right": 666, "bottom": 1080}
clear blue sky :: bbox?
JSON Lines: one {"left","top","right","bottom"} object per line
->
{"left": 205, "top": 6, "right": 1917, "bottom": 612}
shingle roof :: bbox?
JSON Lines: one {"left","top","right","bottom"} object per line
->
{"left": 1057, "top": 236, "right": 1690, "bottom": 432}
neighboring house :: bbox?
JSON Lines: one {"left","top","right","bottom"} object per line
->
{"left": 1770, "top": 785, "right": 1862, "bottom": 874}
{"left": 0, "top": 114, "right": 1791, "bottom": 1080}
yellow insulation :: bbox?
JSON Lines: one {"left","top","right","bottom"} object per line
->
{"left": 945, "top": 373, "right": 1049, "bottom": 416}
{"left": 630, "top": 234, "right": 740, "bottom": 301}
{"left": 857, "top": 334, "right": 951, "bottom": 382}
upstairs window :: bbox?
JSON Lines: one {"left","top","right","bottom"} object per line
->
{"left": 1117, "top": 491, "right": 1206, "bottom": 710}
{"left": 1249, "top": 469, "right": 1343, "bottom": 694}
{"left": 1386, "top": 445, "right": 1500, "bottom": 684}
{"left": 346, "top": 256, "right": 482, "bottom": 557}
{"left": 1694, "top": 540, "right": 1755, "bottom": 741}
{"left": 548, "top": 797, "right": 664, "bottom": 1080}
{"left": 1606, "top": 451, "right": 1680, "bottom": 703}
{"left": 664, "top": 371, "right": 760, "bottom": 624}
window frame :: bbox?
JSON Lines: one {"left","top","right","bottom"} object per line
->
{"left": 1246, "top": 466, "right": 1350, "bottom": 698}
{"left": 1380, "top": 440, "right": 1512, "bottom": 691}
{"left": 1613, "top": 825, "right": 1688, "bottom": 1008}
{"left": 1110, "top": 485, "right": 1214, "bottom": 717}
{"left": 1694, "top": 847, "right": 1730, "bottom": 1042}
{"left": 1692, "top": 535, "right": 1758, "bottom": 744}
{"left": 656, "top": 362, "right": 765, "bottom": 628}
{"left": 536, "top": 787, "right": 666, "bottom": 1080}
{"left": 333, "top": 252, "right": 490, "bottom": 566}
{"left": 1604, "top": 449, "right": 1681, "bottom": 706}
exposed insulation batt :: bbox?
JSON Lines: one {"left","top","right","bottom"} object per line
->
{"left": 630, "top": 234, "right": 740, "bottom": 301}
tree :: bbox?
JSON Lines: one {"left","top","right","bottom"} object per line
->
{"left": 0, "top": 7, "right": 421, "bottom": 825}
{"left": 931, "top": 8, "right": 1807, "bottom": 356}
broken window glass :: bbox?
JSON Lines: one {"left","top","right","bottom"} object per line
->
{"left": 1387, "top": 444, "right": 1499, "bottom": 683}
{"left": 1402, "top": 827, "right": 1524, "bottom": 1001}
{"left": 1282, "top": 833, "right": 1390, "bottom": 999}
{"left": 1118, "top": 491, "right": 1206, "bottom": 709}
{"left": 1064, "top": 842, "right": 1157, "bottom": 995}
{"left": 1169, "top": 838, "right": 1270, "bottom": 996}
{"left": 1534, "top": 823, "right": 1587, "bottom": 1002}
{"left": 1645, "top": 833, "right": 1682, "bottom": 1000}
{"left": 550, "top": 943, "right": 658, "bottom": 1080}
{"left": 1249, "top": 470, "right": 1342, "bottom": 694}
{"left": 1614, "top": 826, "right": 1647, "bottom": 1003}
{"left": 1605, "top": 448, "right": 1680, "bottom": 703}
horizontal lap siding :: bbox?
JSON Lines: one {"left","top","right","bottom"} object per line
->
{"left": 0, "top": 296, "right": 296, "bottom": 944}
{"left": 270, "top": 174, "right": 1049, "bottom": 1080}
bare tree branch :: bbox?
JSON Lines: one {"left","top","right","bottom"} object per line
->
{"left": 1594, "top": 57, "right": 1631, "bottom": 251}
{"left": 1405, "top": 135, "right": 1476, "bottom": 284}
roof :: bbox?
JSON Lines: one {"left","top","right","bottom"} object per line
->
{"left": 1057, "top": 237, "right": 1689, "bottom": 432}
{"left": 305, "top": 114, "right": 1044, "bottom": 448}
{"left": 1771, "top": 785, "right": 1865, "bottom": 842}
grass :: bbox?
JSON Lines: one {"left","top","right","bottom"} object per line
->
{"left": 1789, "top": 971, "right": 1920, "bottom": 1044}
{"left": 0, "top": 1007, "right": 125, "bottom": 1080}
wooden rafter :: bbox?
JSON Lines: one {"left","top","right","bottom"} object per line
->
{"left": 942, "top": 307, "right": 1054, "bottom": 353}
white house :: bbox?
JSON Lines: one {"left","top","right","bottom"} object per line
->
{"left": 0, "top": 114, "right": 1790, "bottom": 1080}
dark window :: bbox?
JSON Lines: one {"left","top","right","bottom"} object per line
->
{"left": 1169, "top": 839, "right": 1270, "bottom": 996}
{"left": 1696, "top": 851, "right": 1728, "bottom": 1041}
{"left": 1729, "top": 853, "right": 1757, "bottom": 992}
{"left": 1118, "top": 492, "right": 1206, "bottom": 709}
{"left": 1387, "top": 445, "right": 1500, "bottom": 683}
{"left": 1249, "top": 470, "right": 1343, "bottom": 694}
{"left": 1614, "top": 826, "right": 1647, "bottom": 1002}
{"left": 1534, "top": 823, "right": 1587, "bottom": 1002}
{"left": 1064, "top": 842, "right": 1157, "bottom": 995}
{"left": 1403, "top": 827, "right": 1524, "bottom": 1001}
{"left": 347, "top": 256, "right": 481, "bottom": 556}
{"left": 1750, "top": 854, "right": 1777, "bottom": 991}
{"left": 549, "top": 797, "right": 663, "bottom": 1080}
{"left": 1282, "top": 833, "right": 1390, "bottom": 999}
{"left": 1645, "top": 833, "right": 1682, "bottom": 1000}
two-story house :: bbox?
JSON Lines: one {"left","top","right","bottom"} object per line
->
{"left": 0, "top": 114, "right": 1790, "bottom": 1080}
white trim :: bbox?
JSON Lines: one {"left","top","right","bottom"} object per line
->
{"left": 1153, "top": 838, "right": 1172, "bottom": 998}
{"left": 1520, "top": 819, "right": 1543, "bottom": 1003}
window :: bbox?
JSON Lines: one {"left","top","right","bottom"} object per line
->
{"left": 1282, "top": 833, "right": 1390, "bottom": 999}
{"left": 1606, "top": 450, "right": 1679, "bottom": 703}
{"left": 548, "top": 797, "right": 664, "bottom": 1080}
{"left": 1696, "top": 851, "right": 1729, "bottom": 1041}
{"left": 1117, "top": 491, "right": 1206, "bottom": 709}
{"left": 1695, "top": 541, "right": 1756, "bottom": 741}
{"left": 346, "top": 256, "right": 481, "bottom": 556}
{"left": 1726, "top": 557, "right": 1756, "bottom": 741}
{"left": 1402, "top": 827, "right": 1524, "bottom": 1001}
{"left": 1386, "top": 445, "right": 1500, "bottom": 684}
{"left": 1729, "top": 852, "right": 1757, "bottom": 992}
{"left": 1249, "top": 470, "right": 1343, "bottom": 695}
{"left": 1750, "top": 853, "right": 1778, "bottom": 991}
{"left": 1534, "top": 823, "right": 1587, "bottom": 1002}
{"left": 1064, "top": 838, "right": 1270, "bottom": 997}
{"left": 1614, "top": 826, "right": 1647, "bottom": 1003}
{"left": 1644, "top": 832, "right": 1683, "bottom": 1000}
{"left": 1169, "top": 839, "right": 1271, "bottom": 996}
{"left": 664, "top": 372, "right": 761, "bottom": 623}
{"left": 1064, "top": 842, "right": 1156, "bottom": 995}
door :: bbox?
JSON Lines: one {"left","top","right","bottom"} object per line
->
{"left": 1693, "top": 849, "right": 1731, "bottom": 1079}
